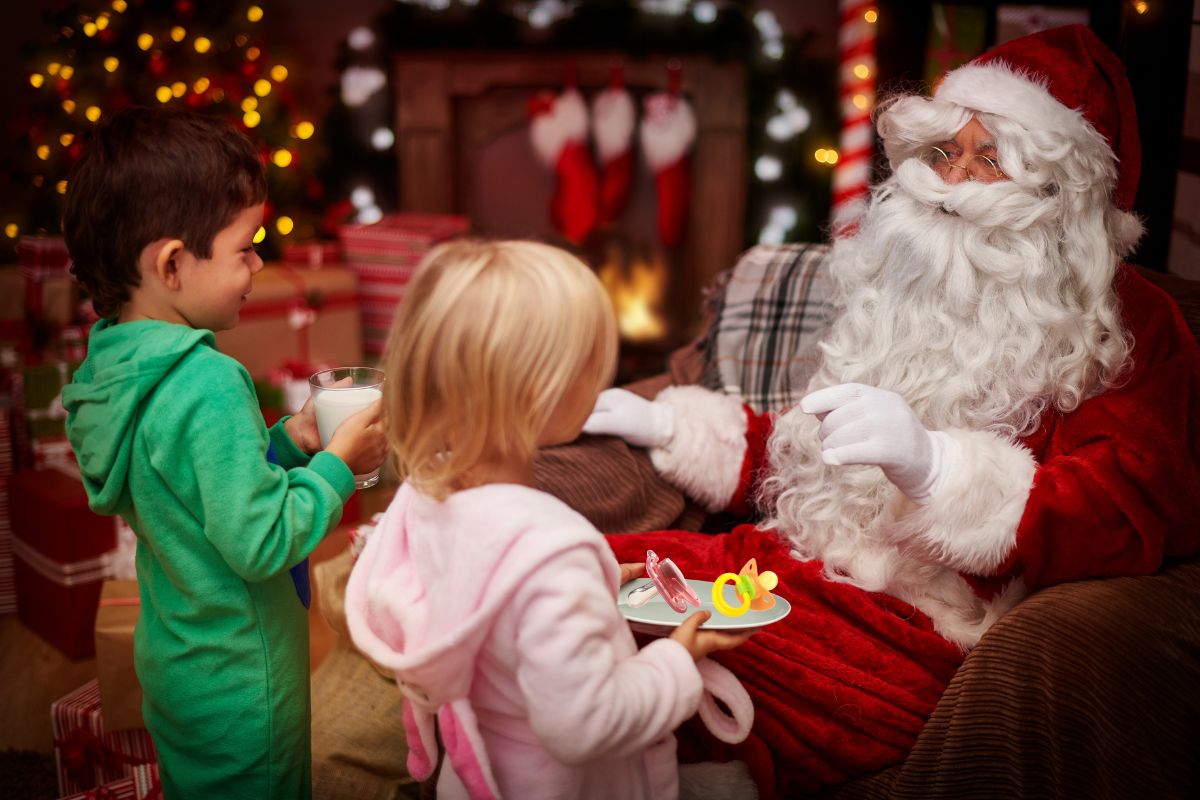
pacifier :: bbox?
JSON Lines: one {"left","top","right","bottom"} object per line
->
{"left": 626, "top": 550, "right": 701, "bottom": 613}
{"left": 711, "top": 558, "right": 780, "bottom": 617}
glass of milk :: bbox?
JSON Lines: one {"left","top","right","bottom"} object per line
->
{"left": 309, "top": 366, "right": 385, "bottom": 489}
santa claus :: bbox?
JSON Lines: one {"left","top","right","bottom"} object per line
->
{"left": 584, "top": 25, "right": 1200, "bottom": 796}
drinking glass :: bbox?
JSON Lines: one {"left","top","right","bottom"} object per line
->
{"left": 309, "top": 366, "right": 385, "bottom": 489}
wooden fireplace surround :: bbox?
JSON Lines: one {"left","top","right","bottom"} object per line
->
{"left": 392, "top": 52, "right": 747, "bottom": 339}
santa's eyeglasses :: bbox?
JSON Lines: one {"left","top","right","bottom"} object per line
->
{"left": 923, "top": 146, "right": 1007, "bottom": 183}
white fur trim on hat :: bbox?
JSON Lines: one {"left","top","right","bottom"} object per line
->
{"left": 591, "top": 87, "right": 636, "bottom": 163}
{"left": 650, "top": 385, "right": 747, "bottom": 512}
{"left": 936, "top": 60, "right": 1103, "bottom": 150}
{"left": 530, "top": 88, "right": 589, "bottom": 168}
{"left": 889, "top": 427, "right": 1036, "bottom": 575}
{"left": 639, "top": 94, "right": 697, "bottom": 170}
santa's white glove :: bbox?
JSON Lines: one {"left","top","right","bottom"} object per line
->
{"left": 799, "top": 383, "right": 958, "bottom": 502}
{"left": 582, "top": 387, "right": 675, "bottom": 449}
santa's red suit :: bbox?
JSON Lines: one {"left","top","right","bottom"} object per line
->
{"left": 599, "top": 26, "right": 1200, "bottom": 798}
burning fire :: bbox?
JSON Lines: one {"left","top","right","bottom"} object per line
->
{"left": 597, "top": 247, "right": 668, "bottom": 342}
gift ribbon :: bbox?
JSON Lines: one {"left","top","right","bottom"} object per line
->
{"left": 55, "top": 726, "right": 154, "bottom": 791}
{"left": 11, "top": 536, "right": 115, "bottom": 586}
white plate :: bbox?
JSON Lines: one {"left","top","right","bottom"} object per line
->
{"left": 618, "top": 578, "right": 792, "bottom": 635}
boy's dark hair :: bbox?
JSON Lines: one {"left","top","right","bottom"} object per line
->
{"left": 63, "top": 107, "right": 268, "bottom": 318}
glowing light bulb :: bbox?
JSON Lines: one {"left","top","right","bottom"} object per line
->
{"left": 59, "top": 133, "right": 74, "bottom": 146}
{"left": 113, "top": 0, "right": 128, "bottom": 12}
{"left": 864, "top": 9, "right": 878, "bottom": 23}
{"left": 137, "top": 33, "right": 153, "bottom": 50}
{"left": 47, "top": 62, "right": 61, "bottom": 76}
{"left": 194, "top": 37, "right": 211, "bottom": 53}
{"left": 156, "top": 86, "right": 172, "bottom": 103}
{"left": 272, "top": 149, "right": 293, "bottom": 168}
{"left": 170, "top": 26, "right": 186, "bottom": 43}
{"left": 826, "top": 149, "right": 839, "bottom": 164}
{"left": 60, "top": 66, "right": 75, "bottom": 80}
{"left": 814, "top": 148, "right": 828, "bottom": 163}
{"left": 294, "top": 121, "right": 314, "bottom": 139}
{"left": 254, "top": 79, "right": 271, "bottom": 97}
{"left": 36, "top": 145, "right": 50, "bottom": 160}
{"left": 56, "top": 180, "right": 68, "bottom": 194}
{"left": 83, "top": 22, "right": 98, "bottom": 37}
{"left": 1134, "top": 1, "right": 1148, "bottom": 13}
{"left": 171, "top": 82, "right": 187, "bottom": 98}
{"left": 270, "top": 65, "right": 288, "bottom": 82}
{"left": 104, "top": 57, "right": 119, "bottom": 72}
{"left": 253, "top": 226, "right": 266, "bottom": 244}
{"left": 85, "top": 106, "right": 102, "bottom": 122}
{"left": 853, "top": 63, "right": 870, "bottom": 79}
{"left": 276, "top": 216, "right": 294, "bottom": 235}
{"left": 241, "top": 96, "right": 258, "bottom": 112}
{"left": 96, "top": 14, "right": 110, "bottom": 30}
{"left": 30, "top": 74, "right": 45, "bottom": 88}
{"left": 4, "top": 224, "right": 18, "bottom": 239}
{"left": 246, "top": 47, "right": 261, "bottom": 61}
{"left": 852, "top": 93, "right": 869, "bottom": 110}
{"left": 247, "top": 6, "right": 264, "bottom": 23}
{"left": 62, "top": 99, "right": 76, "bottom": 113}
{"left": 193, "top": 77, "right": 210, "bottom": 93}
{"left": 243, "top": 111, "right": 261, "bottom": 128}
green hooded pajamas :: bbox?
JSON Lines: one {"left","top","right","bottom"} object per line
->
{"left": 63, "top": 319, "right": 355, "bottom": 799}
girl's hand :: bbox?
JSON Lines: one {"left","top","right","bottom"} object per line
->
{"left": 669, "top": 611, "right": 756, "bottom": 662}
{"left": 618, "top": 562, "right": 646, "bottom": 586}
{"left": 284, "top": 396, "right": 322, "bottom": 454}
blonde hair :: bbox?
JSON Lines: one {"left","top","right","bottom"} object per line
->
{"left": 382, "top": 239, "right": 618, "bottom": 500}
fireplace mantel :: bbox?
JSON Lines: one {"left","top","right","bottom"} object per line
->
{"left": 392, "top": 52, "right": 747, "bottom": 340}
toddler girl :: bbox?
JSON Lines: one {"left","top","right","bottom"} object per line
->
{"left": 345, "top": 240, "right": 753, "bottom": 799}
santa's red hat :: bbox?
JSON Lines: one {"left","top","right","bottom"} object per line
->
{"left": 934, "top": 24, "right": 1140, "bottom": 211}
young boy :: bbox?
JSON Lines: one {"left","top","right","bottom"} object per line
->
{"left": 61, "top": 107, "right": 387, "bottom": 799}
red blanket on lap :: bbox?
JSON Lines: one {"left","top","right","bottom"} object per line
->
{"left": 606, "top": 525, "right": 965, "bottom": 799}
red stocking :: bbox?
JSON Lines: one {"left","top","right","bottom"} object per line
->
{"left": 529, "top": 88, "right": 599, "bottom": 245}
{"left": 639, "top": 92, "right": 696, "bottom": 249}
{"left": 591, "top": 78, "right": 636, "bottom": 228}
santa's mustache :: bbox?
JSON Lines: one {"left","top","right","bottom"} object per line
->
{"left": 884, "top": 159, "right": 1059, "bottom": 233}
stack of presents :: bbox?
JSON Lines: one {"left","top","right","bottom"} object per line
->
{"left": 1, "top": 214, "right": 468, "bottom": 797}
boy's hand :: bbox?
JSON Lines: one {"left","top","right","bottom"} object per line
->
{"left": 284, "top": 396, "right": 323, "bottom": 454}
{"left": 326, "top": 400, "right": 389, "bottom": 476}
{"left": 618, "top": 562, "right": 646, "bottom": 586}
{"left": 669, "top": 611, "right": 756, "bottom": 662}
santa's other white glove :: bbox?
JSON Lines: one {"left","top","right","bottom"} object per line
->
{"left": 799, "top": 383, "right": 958, "bottom": 502}
{"left": 582, "top": 387, "right": 675, "bottom": 449}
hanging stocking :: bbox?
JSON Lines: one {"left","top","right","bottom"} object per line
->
{"left": 529, "top": 87, "right": 599, "bottom": 245}
{"left": 639, "top": 83, "right": 696, "bottom": 249}
{"left": 591, "top": 69, "right": 636, "bottom": 228}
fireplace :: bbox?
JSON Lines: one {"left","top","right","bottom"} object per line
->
{"left": 392, "top": 52, "right": 746, "bottom": 375}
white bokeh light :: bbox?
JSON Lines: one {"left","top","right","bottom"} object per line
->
{"left": 371, "top": 127, "right": 395, "bottom": 150}
{"left": 693, "top": 1, "right": 717, "bottom": 23}
{"left": 351, "top": 185, "right": 376, "bottom": 210}
{"left": 754, "top": 155, "right": 783, "bottom": 181}
{"left": 347, "top": 27, "right": 375, "bottom": 51}
{"left": 340, "top": 66, "right": 386, "bottom": 107}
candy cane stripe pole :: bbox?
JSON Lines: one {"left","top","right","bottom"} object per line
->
{"left": 832, "top": 0, "right": 878, "bottom": 236}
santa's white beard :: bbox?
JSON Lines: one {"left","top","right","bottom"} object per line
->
{"left": 760, "top": 158, "right": 1127, "bottom": 596}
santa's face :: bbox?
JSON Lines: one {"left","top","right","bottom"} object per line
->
{"left": 925, "top": 117, "right": 1007, "bottom": 185}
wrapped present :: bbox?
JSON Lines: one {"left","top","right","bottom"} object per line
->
{"left": 17, "top": 236, "right": 80, "bottom": 326}
{"left": 58, "top": 776, "right": 138, "bottom": 800}
{"left": 283, "top": 239, "right": 341, "bottom": 269}
{"left": 51, "top": 679, "right": 157, "bottom": 795}
{"left": 95, "top": 580, "right": 144, "bottom": 732}
{"left": 338, "top": 213, "right": 470, "bottom": 356}
{"left": 10, "top": 464, "right": 118, "bottom": 659}
{"left": 131, "top": 762, "right": 161, "bottom": 799}
{"left": 215, "top": 263, "right": 361, "bottom": 378}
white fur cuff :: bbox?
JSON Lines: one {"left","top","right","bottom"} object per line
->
{"left": 650, "top": 386, "right": 748, "bottom": 512}
{"left": 891, "top": 428, "right": 1035, "bottom": 575}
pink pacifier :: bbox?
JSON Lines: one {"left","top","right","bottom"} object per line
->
{"left": 626, "top": 550, "right": 701, "bottom": 613}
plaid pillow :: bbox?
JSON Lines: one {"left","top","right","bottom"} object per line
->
{"left": 700, "top": 243, "right": 835, "bottom": 413}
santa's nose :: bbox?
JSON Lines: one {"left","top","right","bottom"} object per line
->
{"left": 943, "top": 165, "right": 970, "bottom": 185}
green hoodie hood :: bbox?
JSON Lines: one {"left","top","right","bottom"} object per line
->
{"left": 63, "top": 319, "right": 213, "bottom": 516}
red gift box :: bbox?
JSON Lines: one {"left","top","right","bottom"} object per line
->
{"left": 338, "top": 213, "right": 470, "bottom": 356}
{"left": 283, "top": 239, "right": 341, "bottom": 269}
{"left": 131, "top": 762, "right": 161, "bottom": 799}
{"left": 10, "top": 464, "right": 118, "bottom": 659}
{"left": 58, "top": 776, "right": 138, "bottom": 800}
{"left": 52, "top": 679, "right": 157, "bottom": 795}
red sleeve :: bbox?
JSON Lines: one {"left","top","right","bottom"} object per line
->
{"left": 728, "top": 406, "right": 777, "bottom": 516}
{"left": 1010, "top": 265, "right": 1200, "bottom": 589}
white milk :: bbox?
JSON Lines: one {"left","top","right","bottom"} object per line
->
{"left": 313, "top": 386, "right": 382, "bottom": 447}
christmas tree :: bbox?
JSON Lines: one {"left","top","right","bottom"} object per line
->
{"left": 5, "top": 0, "right": 328, "bottom": 261}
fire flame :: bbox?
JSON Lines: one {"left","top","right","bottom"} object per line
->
{"left": 597, "top": 248, "right": 668, "bottom": 342}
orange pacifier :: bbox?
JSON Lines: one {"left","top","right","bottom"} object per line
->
{"left": 711, "top": 558, "right": 780, "bottom": 617}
